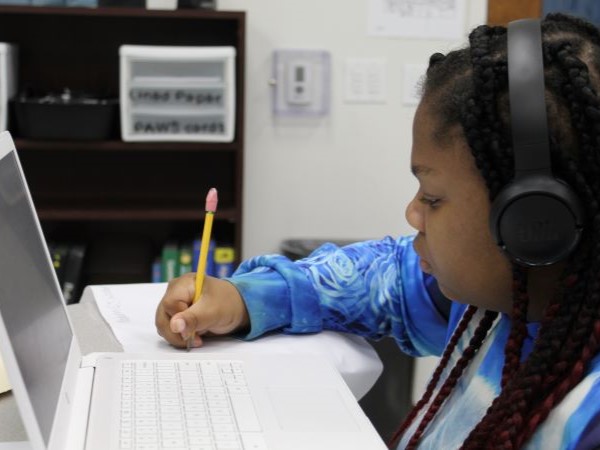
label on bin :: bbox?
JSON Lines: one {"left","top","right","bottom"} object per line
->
{"left": 129, "top": 88, "right": 224, "bottom": 109}
{"left": 132, "top": 115, "right": 226, "bottom": 135}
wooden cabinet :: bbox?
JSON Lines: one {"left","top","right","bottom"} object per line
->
{"left": 0, "top": 6, "right": 245, "bottom": 286}
{"left": 487, "top": 0, "right": 542, "bottom": 25}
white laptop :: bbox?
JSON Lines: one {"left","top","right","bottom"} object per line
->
{"left": 0, "top": 131, "right": 387, "bottom": 450}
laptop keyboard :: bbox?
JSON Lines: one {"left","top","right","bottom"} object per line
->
{"left": 118, "top": 359, "right": 267, "bottom": 450}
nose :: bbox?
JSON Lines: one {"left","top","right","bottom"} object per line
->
{"left": 405, "top": 196, "right": 425, "bottom": 233}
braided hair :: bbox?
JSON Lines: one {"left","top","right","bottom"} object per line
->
{"left": 389, "top": 13, "right": 600, "bottom": 449}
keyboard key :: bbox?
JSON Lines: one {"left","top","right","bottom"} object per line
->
{"left": 118, "top": 359, "right": 267, "bottom": 450}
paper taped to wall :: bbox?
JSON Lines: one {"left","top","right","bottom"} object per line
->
{"left": 367, "top": 0, "right": 466, "bottom": 40}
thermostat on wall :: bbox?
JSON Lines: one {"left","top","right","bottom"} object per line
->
{"left": 271, "top": 49, "right": 330, "bottom": 117}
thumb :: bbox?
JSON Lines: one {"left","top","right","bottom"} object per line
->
{"left": 170, "top": 308, "right": 199, "bottom": 338}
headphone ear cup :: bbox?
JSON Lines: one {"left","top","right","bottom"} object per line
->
{"left": 490, "top": 175, "right": 584, "bottom": 266}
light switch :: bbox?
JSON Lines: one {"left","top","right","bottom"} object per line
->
{"left": 344, "top": 58, "right": 387, "bottom": 103}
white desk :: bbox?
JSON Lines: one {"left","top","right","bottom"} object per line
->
{"left": 0, "top": 283, "right": 383, "bottom": 445}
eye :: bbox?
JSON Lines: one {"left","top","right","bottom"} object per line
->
{"left": 419, "top": 195, "right": 441, "bottom": 209}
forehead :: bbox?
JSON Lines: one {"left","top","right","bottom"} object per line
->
{"left": 411, "top": 100, "right": 479, "bottom": 178}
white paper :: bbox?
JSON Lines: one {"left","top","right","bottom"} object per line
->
{"left": 0, "top": 355, "right": 10, "bottom": 395}
{"left": 368, "top": 0, "right": 466, "bottom": 40}
{"left": 83, "top": 283, "right": 383, "bottom": 399}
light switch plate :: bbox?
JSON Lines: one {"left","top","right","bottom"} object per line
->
{"left": 344, "top": 58, "right": 387, "bottom": 103}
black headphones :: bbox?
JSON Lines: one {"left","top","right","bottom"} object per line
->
{"left": 489, "top": 18, "right": 585, "bottom": 266}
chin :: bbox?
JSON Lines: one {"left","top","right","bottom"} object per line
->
{"left": 437, "top": 283, "right": 459, "bottom": 301}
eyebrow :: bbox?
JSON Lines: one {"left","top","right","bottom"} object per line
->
{"left": 411, "top": 165, "right": 435, "bottom": 177}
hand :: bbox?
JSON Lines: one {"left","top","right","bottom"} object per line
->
{"left": 155, "top": 273, "right": 250, "bottom": 348}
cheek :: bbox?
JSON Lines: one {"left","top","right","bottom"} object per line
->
{"left": 427, "top": 212, "right": 513, "bottom": 304}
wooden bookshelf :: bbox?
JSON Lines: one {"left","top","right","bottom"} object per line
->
{"left": 0, "top": 6, "right": 245, "bottom": 285}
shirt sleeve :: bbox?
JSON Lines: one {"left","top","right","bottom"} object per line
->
{"left": 573, "top": 409, "right": 600, "bottom": 450}
{"left": 226, "top": 235, "right": 450, "bottom": 357}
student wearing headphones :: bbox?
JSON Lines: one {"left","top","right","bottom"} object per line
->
{"left": 155, "top": 13, "right": 600, "bottom": 449}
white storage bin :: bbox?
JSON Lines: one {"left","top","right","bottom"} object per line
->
{"left": 0, "top": 43, "right": 16, "bottom": 133}
{"left": 120, "top": 45, "right": 236, "bottom": 142}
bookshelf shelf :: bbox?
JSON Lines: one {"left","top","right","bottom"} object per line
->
{"left": 37, "top": 206, "right": 238, "bottom": 221}
{"left": 0, "top": 6, "right": 245, "bottom": 288}
{"left": 14, "top": 139, "right": 239, "bottom": 152}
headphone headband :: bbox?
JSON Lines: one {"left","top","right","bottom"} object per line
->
{"left": 507, "top": 19, "right": 552, "bottom": 176}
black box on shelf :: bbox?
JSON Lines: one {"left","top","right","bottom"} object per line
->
{"left": 13, "top": 90, "right": 119, "bottom": 140}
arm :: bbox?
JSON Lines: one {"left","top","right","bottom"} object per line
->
{"left": 229, "top": 236, "right": 449, "bottom": 357}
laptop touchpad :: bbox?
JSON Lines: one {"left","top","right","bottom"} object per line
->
{"left": 267, "top": 387, "right": 358, "bottom": 432}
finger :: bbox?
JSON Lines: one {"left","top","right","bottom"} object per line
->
{"left": 155, "top": 303, "right": 186, "bottom": 348}
{"left": 161, "top": 273, "right": 197, "bottom": 316}
{"left": 170, "top": 305, "right": 203, "bottom": 340}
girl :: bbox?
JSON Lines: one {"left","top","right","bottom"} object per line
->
{"left": 155, "top": 13, "right": 600, "bottom": 449}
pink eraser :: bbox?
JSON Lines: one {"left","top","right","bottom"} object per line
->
{"left": 205, "top": 188, "right": 218, "bottom": 212}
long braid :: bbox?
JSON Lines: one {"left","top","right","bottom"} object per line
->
{"left": 501, "top": 267, "right": 529, "bottom": 387}
{"left": 387, "top": 305, "right": 477, "bottom": 448}
{"left": 456, "top": 270, "right": 531, "bottom": 449}
{"left": 405, "top": 310, "right": 498, "bottom": 449}
{"left": 459, "top": 281, "right": 567, "bottom": 450}
{"left": 465, "top": 25, "right": 511, "bottom": 198}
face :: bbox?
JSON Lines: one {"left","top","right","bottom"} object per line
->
{"left": 405, "top": 100, "right": 513, "bottom": 313}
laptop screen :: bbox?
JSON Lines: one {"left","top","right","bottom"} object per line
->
{"left": 0, "top": 149, "right": 72, "bottom": 446}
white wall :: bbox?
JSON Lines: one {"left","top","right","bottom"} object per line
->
{"left": 218, "top": 0, "right": 487, "bottom": 258}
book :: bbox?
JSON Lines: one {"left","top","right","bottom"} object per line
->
{"left": 192, "top": 238, "right": 216, "bottom": 277}
{"left": 48, "top": 242, "right": 69, "bottom": 287}
{"left": 160, "top": 241, "right": 179, "bottom": 282}
{"left": 151, "top": 257, "right": 162, "bottom": 283}
{"left": 178, "top": 243, "right": 193, "bottom": 276}
{"left": 214, "top": 246, "right": 236, "bottom": 278}
{"left": 62, "top": 243, "right": 86, "bottom": 304}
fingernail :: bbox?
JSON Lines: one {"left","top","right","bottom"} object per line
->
{"left": 194, "top": 335, "right": 202, "bottom": 347}
{"left": 171, "top": 318, "right": 186, "bottom": 333}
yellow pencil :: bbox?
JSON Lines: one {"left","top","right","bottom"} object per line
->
{"left": 187, "top": 187, "right": 218, "bottom": 351}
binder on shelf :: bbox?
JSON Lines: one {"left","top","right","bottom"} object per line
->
{"left": 48, "top": 242, "right": 87, "bottom": 304}
{"left": 178, "top": 243, "right": 193, "bottom": 276}
{"left": 62, "top": 244, "right": 86, "bottom": 304}
{"left": 48, "top": 242, "right": 69, "bottom": 287}
{"left": 119, "top": 45, "right": 236, "bottom": 142}
{"left": 152, "top": 238, "right": 232, "bottom": 283}
{"left": 160, "top": 241, "right": 180, "bottom": 282}
{"left": 151, "top": 257, "right": 162, "bottom": 283}
{"left": 214, "top": 245, "right": 235, "bottom": 278}
{"left": 192, "top": 238, "right": 216, "bottom": 277}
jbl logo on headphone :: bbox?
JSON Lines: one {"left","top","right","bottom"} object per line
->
{"left": 516, "top": 219, "right": 560, "bottom": 243}
{"left": 488, "top": 19, "right": 584, "bottom": 266}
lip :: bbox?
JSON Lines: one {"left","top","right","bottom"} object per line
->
{"left": 413, "top": 238, "right": 433, "bottom": 274}
{"left": 419, "top": 257, "right": 433, "bottom": 274}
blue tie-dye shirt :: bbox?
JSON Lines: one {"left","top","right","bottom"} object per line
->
{"left": 227, "top": 235, "right": 600, "bottom": 450}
